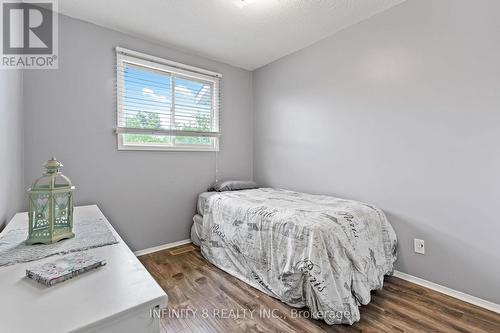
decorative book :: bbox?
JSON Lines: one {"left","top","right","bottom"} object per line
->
{"left": 26, "top": 252, "right": 106, "bottom": 287}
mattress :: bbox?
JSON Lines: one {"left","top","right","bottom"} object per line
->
{"left": 192, "top": 191, "right": 218, "bottom": 246}
{"left": 190, "top": 214, "right": 203, "bottom": 247}
{"left": 196, "top": 192, "right": 218, "bottom": 216}
{"left": 191, "top": 188, "right": 397, "bottom": 325}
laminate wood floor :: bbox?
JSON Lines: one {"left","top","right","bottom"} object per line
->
{"left": 139, "top": 244, "right": 500, "bottom": 333}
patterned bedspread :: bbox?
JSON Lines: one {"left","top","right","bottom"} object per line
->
{"left": 198, "top": 188, "right": 397, "bottom": 325}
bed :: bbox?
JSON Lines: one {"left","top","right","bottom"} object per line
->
{"left": 190, "top": 187, "right": 397, "bottom": 325}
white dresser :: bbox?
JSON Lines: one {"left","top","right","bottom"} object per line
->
{"left": 0, "top": 205, "right": 167, "bottom": 333}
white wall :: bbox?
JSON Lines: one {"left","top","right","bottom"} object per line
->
{"left": 254, "top": 0, "right": 500, "bottom": 303}
{"left": 0, "top": 70, "right": 24, "bottom": 230}
{"left": 23, "top": 15, "right": 254, "bottom": 251}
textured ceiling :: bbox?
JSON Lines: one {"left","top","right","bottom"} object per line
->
{"left": 58, "top": 0, "right": 406, "bottom": 70}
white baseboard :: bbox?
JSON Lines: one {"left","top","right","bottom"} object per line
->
{"left": 134, "top": 239, "right": 192, "bottom": 256}
{"left": 393, "top": 270, "right": 500, "bottom": 314}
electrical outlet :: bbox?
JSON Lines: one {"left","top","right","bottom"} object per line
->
{"left": 414, "top": 239, "right": 425, "bottom": 254}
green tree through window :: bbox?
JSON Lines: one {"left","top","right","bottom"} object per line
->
{"left": 124, "top": 111, "right": 170, "bottom": 144}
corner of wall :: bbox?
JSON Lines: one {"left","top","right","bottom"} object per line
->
{"left": 250, "top": 70, "right": 255, "bottom": 181}
{"left": 20, "top": 69, "right": 26, "bottom": 212}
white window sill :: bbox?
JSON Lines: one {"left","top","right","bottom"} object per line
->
{"left": 117, "top": 144, "right": 219, "bottom": 152}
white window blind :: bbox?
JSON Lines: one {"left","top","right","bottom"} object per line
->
{"left": 115, "top": 47, "right": 221, "bottom": 151}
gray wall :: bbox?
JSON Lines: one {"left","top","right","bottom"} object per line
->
{"left": 254, "top": 0, "right": 500, "bottom": 303}
{"left": 0, "top": 70, "right": 24, "bottom": 230}
{"left": 23, "top": 15, "right": 253, "bottom": 251}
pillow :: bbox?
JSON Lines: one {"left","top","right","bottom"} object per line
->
{"left": 208, "top": 180, "right": 259, "bottom": 192}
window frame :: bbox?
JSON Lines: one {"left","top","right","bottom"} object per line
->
{"left": 116, "top": 47, "right": 221, "bottom": 152}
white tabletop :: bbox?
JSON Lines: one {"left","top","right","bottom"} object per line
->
{"left": 0, "top": 205, "right": 167, "bottom": 333}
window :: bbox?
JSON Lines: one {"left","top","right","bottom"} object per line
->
{"left": 116, "top": 47, "right": 221, "bottom": 151}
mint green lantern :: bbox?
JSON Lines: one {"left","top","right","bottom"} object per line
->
{"left": 27, "top": 158, "right": 75, "bottom": 245}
